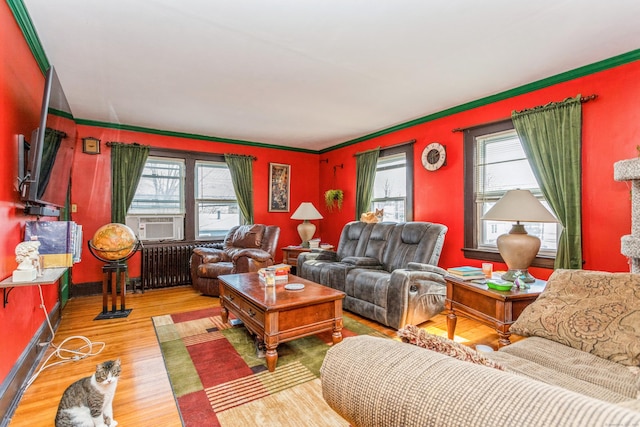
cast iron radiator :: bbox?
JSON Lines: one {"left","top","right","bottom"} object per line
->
{"left": 141, "top": 242, "right": 222, "bottom": 290}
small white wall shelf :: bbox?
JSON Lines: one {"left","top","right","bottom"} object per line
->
{"left": 0, "top": 267, "right": 67, "bottom": 307}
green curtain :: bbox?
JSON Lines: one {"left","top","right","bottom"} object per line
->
{"left": 111, "top": 142, "right": 150, "bottom": 224}
{"left": 224, "top": 154, "right": 254, "bottom": 224}
{"left": 355, "top": 148, "right": 380, "bottom": 220}
{"left": 511, "top": 95, "right": 583, "bottom": 269}
{"left": 37, "top": 128, "right": 65, "bottom": 199}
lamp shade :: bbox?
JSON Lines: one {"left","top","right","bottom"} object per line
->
{"left": 291, "top": 202, "right": 323, "bottom": 247}
{"left": 481, "top": 189, "right": 557, "bottom": 283}
{"left": 290, "top": 202, "right": 323, "bottom": 220}
{"left": 482, "top": 189, "right": 557, "bottom": 223}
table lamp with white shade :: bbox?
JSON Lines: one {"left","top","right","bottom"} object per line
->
{"left": 290, "top": 202, "right": 323, "bottom": 248}
{"left": 481, "top": 189, "right": 558, "bottom": 283}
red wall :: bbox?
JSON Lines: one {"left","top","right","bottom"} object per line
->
{"left": 3, "top": 0, "right": 639, "bottom": 389}
{"left": 0, "top": 1, "right": 60, "bottom": 384}
{"left": 317, "top": 60, "right": 640, "bottom": 279}
{"left": 71, "top": 125, "right": 320, "bottom": 284}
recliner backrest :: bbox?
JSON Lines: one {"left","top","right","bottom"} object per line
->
{"left": 224, "top": 224, "right": 266, "bottom": 250}
{"left": 223, "top": 224, "right": 280, "bottom": 258}
{"left": 261, "top": 225, "right": 280, "bottom": 258}
{"left": 382, "top": 222, "right": 448, "bottom": 272}
{"left": 336, "top": 221, "right": 374, "bottom": 261}
{"left": 362, "top": 222, "right": 396, "bottom": 263}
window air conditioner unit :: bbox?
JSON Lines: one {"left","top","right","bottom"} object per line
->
{"left": 125, "top": 215, "right": 184, "bottom": 241}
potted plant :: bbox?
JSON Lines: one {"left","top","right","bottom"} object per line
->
{"left": 324, "top": 189, "right": 344, "bottom": 212}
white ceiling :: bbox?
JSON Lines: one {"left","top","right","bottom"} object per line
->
{"left": 22, "top": 0, "right": 640, "bottom": 151}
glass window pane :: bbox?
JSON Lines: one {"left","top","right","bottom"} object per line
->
{"left": 483, "top": 159, "right": 538, "bottom": 193}
{"left": 197, "top": 202, "right": 240, "bottom": 239}
{"left": 128, "top": 157, "right": 184, "bottom": 214}
{"left": 195, "top": 160, "right": 240, "bottom": 238}
{"left": 195, "top": 161, "right": 236, "bottom": 199}
{"left": 373, "top": 153, "right": 406, "bottom": 198}
{"left": 476, "top": 128, "right": 559, "bottom": 253}
{"left": 371, "top": 152, "right": 407, "bottom": 222}
{"left": 372, "top": 200, "right": 405, "bottom": 222}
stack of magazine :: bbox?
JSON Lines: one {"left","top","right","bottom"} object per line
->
{"left": 446, "top": 266, "right": 486, "bottom": 280}
{"left": 258, "top": 264, "right": 291, "bottom": 283}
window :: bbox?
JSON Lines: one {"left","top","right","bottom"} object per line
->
{"left": 126, "top": 149, "right": 239, "bottom": 242}
{"left": 463, "top": 121, "right": 557, "bottom": 267}
{"left": 370, "top": 143, "right": 414, "bottom": 222}
{"left": 128, "top": 157, "right": 185, "bottom": 215}
{"left": 195, "top": 161, "right": 240, "bottom": 239}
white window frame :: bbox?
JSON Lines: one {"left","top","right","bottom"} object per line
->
{"left": 127, "top": 156, "right": 186, "bottom": 215}
{"left": 126, "top": 149, "right": 239, "bottom": 242}
{"left": 474, "top": 129, "right": 559, "bottom": 256}
{"left": 463, "top": 121, "right": 556, "bottom": 268}
{"left": 371, "top": 151, "right": 409, "bottom": 223}
{"left": 194, "top": 160, "right": 241, "bottom": 240}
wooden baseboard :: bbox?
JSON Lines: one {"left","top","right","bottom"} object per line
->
{"left": 69, "top": 281, "right": 103, "bottom": 297}
{"left": 0, "top": 302, "right": 60, "bottom": 427}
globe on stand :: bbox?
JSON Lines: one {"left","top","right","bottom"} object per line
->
{"left": 88, "top": 223, "right": 139, "bottom": 263}
{"left": 88, "top": 223, "right": 140, "bottom": 319}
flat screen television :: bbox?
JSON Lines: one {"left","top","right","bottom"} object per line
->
{"left": 21, "top": 66, "right": 76, "bottom": 217}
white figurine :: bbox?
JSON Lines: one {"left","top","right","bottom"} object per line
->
{"left": 13, "top": 241, "right": 41, "bottom": 281}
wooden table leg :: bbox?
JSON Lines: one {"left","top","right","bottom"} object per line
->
{"left": 265, "top": 346, "right": 278, "bottom": 372}
{"left": 497, "top": 331, "right": 512, "bottom": 347}
{"left": 447, "top": 310, "right": 457, "bottom": 340}
{"left": 332, "top": 318, "right": 343, "bottom": 344}
{"left": 220, "top": 305, "right": 229, "bottom": 323}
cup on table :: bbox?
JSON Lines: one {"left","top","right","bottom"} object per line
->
{"left": 265, "top": 268, "right": 276, "bottom": 286}
{"left": 481, "top": 263, "right": 493, "bottom": 278}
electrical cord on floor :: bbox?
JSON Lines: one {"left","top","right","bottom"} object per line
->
{"left": 24, "top": 284, "right": 106, "bottom": 390}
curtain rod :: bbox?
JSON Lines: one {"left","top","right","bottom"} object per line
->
{"left": 224, "top": 153, "right": 257, "bottom": 161}
{"left": 451, "top": 94, "right": 597, "bottom": 133}
{"left": 353, "top": 139, "right": 416, "bottom": 156}
{"left": 106, "top": 141, "right": 145, "bottom": 146}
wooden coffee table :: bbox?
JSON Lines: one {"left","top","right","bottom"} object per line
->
{"left": 218, "top": 272, "right": 345, "bottom": 372}
{"left": 445, "top": 275, "right": 546, "bottom": 347}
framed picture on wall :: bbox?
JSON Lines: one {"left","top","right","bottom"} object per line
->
{"left": 268, "top": 163, "right": 290, "bottom": 212}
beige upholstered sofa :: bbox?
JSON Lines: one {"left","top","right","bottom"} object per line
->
{"left": 321, "top": 270, "right": 640, "bottom": 427}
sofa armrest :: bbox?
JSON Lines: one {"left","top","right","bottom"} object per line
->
{"left": 230, "top": 248, "right": 273, "bottom": 263}
{"left": 321, "top": 336, "right": 640, "bottom": 427}
{"left": 340, "top": 256, "right": 382, "bottom": 268}
{"left": 231, "top": 248, "right": 275, "bottom": 273}
{"left": 192, "top": 247, "right": 229, "bottom": 263}
{"left": 297, "top": 249, "right": 338, "bottom": 265}
{"left": 385, "top": 265, "right": 446, "bottom": 328}
{"left": 407, "top": 262, "right": 447, "bottom": 275}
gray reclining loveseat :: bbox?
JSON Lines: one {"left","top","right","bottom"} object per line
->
{"left": 297, "top": 221, "right": 448, "bottom": 329}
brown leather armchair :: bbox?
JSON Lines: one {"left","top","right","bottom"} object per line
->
{"left": 190, "top": 224, "right": 280, "bottom": 296}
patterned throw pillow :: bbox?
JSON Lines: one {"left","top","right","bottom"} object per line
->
{"left": 510, "top": 269, "right": 640, "bottom": 366}
{"left": 397, "top": 325, "right": 504, "bottom": 370}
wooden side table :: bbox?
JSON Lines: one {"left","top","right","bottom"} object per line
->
{"left": 444, "top": 275, "right": 546, "bottom": 347}
{"left": 282, "top": 245, "right": 334, "bottom": 267}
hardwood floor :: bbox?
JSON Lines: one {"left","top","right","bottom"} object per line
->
{"left": 7, "top": 285, "right": 516, "bottom": 426}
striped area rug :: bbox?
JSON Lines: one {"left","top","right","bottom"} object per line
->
{"left": 153, "top": 306, "right": 387, "bottom": 426}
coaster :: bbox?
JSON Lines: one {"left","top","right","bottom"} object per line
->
{"left": 284, "top": 283, "right": 305, "bottom": 291}
{"left": 476, "top": 344, "right": 494, "bottom": 353}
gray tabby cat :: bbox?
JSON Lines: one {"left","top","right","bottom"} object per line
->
{"left": 55, "top": 359, "right": 121, "bottom": 427}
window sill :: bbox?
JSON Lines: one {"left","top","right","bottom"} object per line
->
{"left": 462, "top": 248, "right": 555, "bottom": 269}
